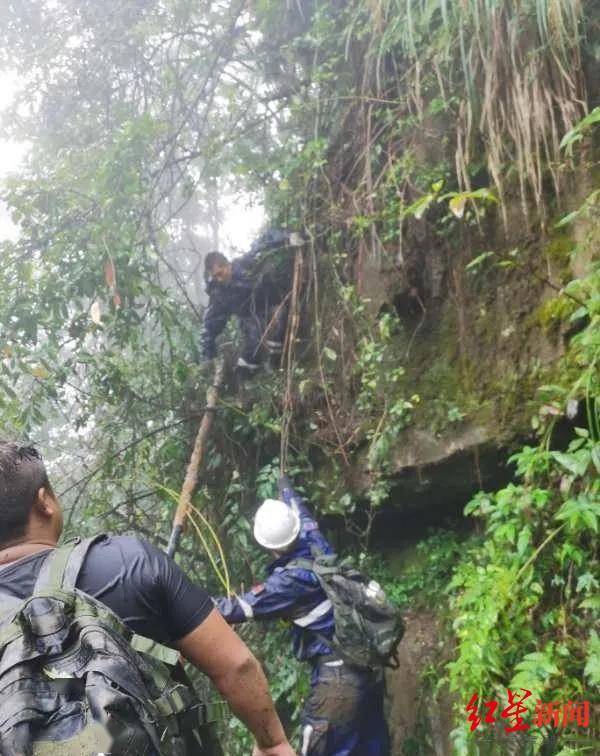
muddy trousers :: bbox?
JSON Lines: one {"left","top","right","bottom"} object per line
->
{"left": 300, "top": 659, "right": 390, "bottom": 756}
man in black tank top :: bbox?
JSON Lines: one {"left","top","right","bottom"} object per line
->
{"left": 0, "top": 440, "right": 294, "bottom": 756}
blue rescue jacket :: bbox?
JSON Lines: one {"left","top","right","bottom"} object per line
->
{"left": 216, "top": 483, "right": 336, "bottom": 661}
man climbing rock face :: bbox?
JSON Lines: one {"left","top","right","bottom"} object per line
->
{"left": 0, "top": 441, "right": 294, "bottom": 756}
{"left": 200, "top": 229, "right": 304, "bottom": 372}
{"left": 216, "top": 476, "right": 391, "bottom": 756}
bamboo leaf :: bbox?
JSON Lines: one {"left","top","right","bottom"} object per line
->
{"left": 554, "top": 209, "right": 580, "bottom": 228}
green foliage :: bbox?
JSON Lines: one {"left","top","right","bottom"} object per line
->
{"left": 404, "top": 183, "right": 498, "bottom": 223}
{"left": 446, "top": 252, "right": 600, "bottom": 746}
{"left": 354, "top": 309, "right": 417, "bottom": 513}
{"left": 0, "top": 1, "right": 599, "bottom": 752}
{"left": 555, "top": 189, "right": 600, "bottom": 229}
{"left": 584, "top": 631, "right": 600, "bottom": 688}
{"left": 560, "top": 106, "right": 600, "bottom": 157}
{"left": 367, "top": 530, "right": 464, "bottom": 609}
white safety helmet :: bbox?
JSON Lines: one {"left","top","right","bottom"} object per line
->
{"left": 253, "top": 498, "right": 301, "bottom": 551}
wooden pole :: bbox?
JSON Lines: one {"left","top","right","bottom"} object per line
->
{"left": 167, "top": 358, "right": 225, "bottom": 558}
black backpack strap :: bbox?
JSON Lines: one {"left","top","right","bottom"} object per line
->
{"left": 62, "top": 535, "right": 108, "bottom": 590}
{"left": 33, "top": 534, "right": 107, "bottom": 594}
{"left": 33, "top": 541, "right": 79, "bottom": 594}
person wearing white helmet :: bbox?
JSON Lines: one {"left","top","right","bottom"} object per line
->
{"left": 253, "top": 497, "right": 302, "bottom": 551}
{"left": 216, "top": 476, "right": 390, "bottom": 756}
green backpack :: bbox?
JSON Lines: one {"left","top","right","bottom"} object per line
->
{"left": 0, "top": 536, "right": 222, "bottom": 756}
{"left": 286, "top": 550, "right": 405, "bottom": 669}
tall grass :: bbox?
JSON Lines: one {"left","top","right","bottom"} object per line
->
{"left": 354, "top": 0, "right": 587, "bottom": 223}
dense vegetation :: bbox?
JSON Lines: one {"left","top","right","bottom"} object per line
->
{"left": 1, "top": 1, "right": 598, "bottom": 753}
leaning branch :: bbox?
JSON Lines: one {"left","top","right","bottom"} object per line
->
{"left": 167, "top": 359, "right": 226, "bottom": 557}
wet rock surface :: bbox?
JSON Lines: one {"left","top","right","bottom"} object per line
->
{"left": 386, "top": 609, "right": 453, "bottom": 755}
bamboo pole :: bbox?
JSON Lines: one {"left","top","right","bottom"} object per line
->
{"left": 280, "top": 248, "right": 304, "bottom": 473}
{"left": 167, "top": 358, "right": 225, "bottom": 558}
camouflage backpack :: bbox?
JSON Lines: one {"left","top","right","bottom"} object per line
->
{"left": 286, "top": 550, "right": 404, "bottom": 669}
{"left": 0, "top": 536, "right": 222, "bottom": 756}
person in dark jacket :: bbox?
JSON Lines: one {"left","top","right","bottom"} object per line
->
{"left": 216, "top": 477, "right": 390, "bottom": 756}
{"left": 200, "top": 229, "right": 303, "bottom": 371}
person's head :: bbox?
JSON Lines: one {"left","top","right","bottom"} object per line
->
{"left": 0, "top": 441, "right": 62, "bottom": 549}
{"left": 204, "top": 251, "right": 232, "bottom": 286}
{"left": 253, "top": 498, "right": 301, "bottom": 556}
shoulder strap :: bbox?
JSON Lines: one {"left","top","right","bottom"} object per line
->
{"left": 283, "top": 557, "right": 314, "bottom": 571}
{"left": 0, "top": 594, "right": 25, "bottom": 626}
{"left": 62, "top": 534, "right": 108, "bottom": 591}
{"left": 0, "top": 547, "right": 55, "bottom": 627}
{"left": 284, "top": 555, "right": 342, "bottom": 577}
{"left": 33, "top": 534, "right": 107, "bottom": 594}
{"left": 282, "top": 559, "right": 339, "bottom": 592}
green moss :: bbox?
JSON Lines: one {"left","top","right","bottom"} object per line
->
{"left": 484, "top": 363, "right": 548, "bottom": 435}
{"left": 543, "top": 230, "right": 576, "bottom": 284}
{"left": 410, "top": 355, "right": 464, "bottom": 431}
{"left": 544, "top": 232, "right": 574, "bottom": 261}
{"left": 534, "top": 295, "right": 578, "bottom": 331}
{"left": 471, "top": 304, "right": 499, "bottom": 348}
